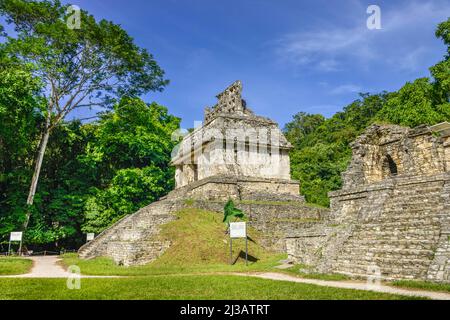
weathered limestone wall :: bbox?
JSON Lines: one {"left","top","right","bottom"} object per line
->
{"left": 169, "top": 175, "right": 303, "bottom": 202}
{"left": 78, "top": 199, "right": 184, "bottom": 266}
{"left": 287, "top": 123, "right": 450, "bottom": 282}
{"left": 192, "top": 199, "right": 329, "bottom": 252}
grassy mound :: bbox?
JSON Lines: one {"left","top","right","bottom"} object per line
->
{"left": 62, "top": 208, "right": 284, "bottom": 276}
{"left": 153, "top": 208, "right": 277, "bottom": 267}
{"left": 0, "top": 257, "right": 33, "bottom": 275}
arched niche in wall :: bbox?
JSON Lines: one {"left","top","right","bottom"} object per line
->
{"left": 382, "top": 154, "right": 398, "bottom": 178}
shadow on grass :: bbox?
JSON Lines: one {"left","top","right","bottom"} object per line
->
{"left": 232, "top": 251, "right": 259, "bottom": 265}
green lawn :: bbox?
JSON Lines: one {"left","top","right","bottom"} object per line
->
{"left": 0, "top": 257, "right": 33, "bottom": 275}
{"left": 392, "top": 280, "right": 450, "bottom": 293}
{"left": 0, "top": 276, "right": 418, "bottom": 300}
{"left": 62, "top": 253, "right": 285, "bottom": 276}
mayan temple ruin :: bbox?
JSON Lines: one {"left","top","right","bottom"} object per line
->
{"left": 78, "top": 81, "right": 321, "bottom": 265}
{"left": 78, "top": 81, "right": 450, "bottom": 283}
{"left": 287, "top": 122, "right": 450, "bottom": 282}
{"left": 170, "top": 80, "right": 301, "bottom": 201}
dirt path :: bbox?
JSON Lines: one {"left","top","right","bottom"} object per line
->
{"left": 0, "top": 256, "right": 117, "bottom": 278}
{"left": 238, "top": 272, "right": 450, "bottom": 300}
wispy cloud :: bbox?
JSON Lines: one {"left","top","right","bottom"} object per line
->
{"left": 275, "top": 25, "right": 373, "bottom": 70}
{"left": 274, "top": 0, "right": 450, "bottom": 73}
{"left": 330, "top": 84, "right": 364, "bottom": 95}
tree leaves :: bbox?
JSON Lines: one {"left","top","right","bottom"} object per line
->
{"left": 223, "top": 200, "right": 246, "bottom": 225}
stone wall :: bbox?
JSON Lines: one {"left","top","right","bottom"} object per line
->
{"left": 78, "top": 199, "right": 184, "bottom": 266}
{"left": 287, "top": 123, "right": 450, "bottom": 282}
{"left": 192, "top": 199, "right": 329, "bottom": 252}
{"left": 169, "top": 175, "right": 303, "bottom": 202}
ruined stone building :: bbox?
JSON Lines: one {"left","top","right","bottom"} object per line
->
{"left": 78, "top": 81, "right": 318, "bottom": 265}
{"left": 287, "top": 122, "right": 450, "bottom": 282}
{"left": 170, "top": 80, "right": 300, "bottom": 201}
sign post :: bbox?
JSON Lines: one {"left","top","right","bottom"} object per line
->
{"left": 229, "top": 222, "right": 248, "bottom": 266}
{"left": 8, "top": 232, "right": 23, "bottom": 256}
{"left": 86, "top": 233, "right": 95, "bottom": 242}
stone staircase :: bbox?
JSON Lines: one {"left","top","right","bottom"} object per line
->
{"left": 331, "top": 181, "right": 445, "bottom": 280}
{"left": 78, "top": 199, "right": 183, "bottom": 266}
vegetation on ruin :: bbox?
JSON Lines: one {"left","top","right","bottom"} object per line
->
{"left": 0, "top": 257, "right": 33, "bottom": 275}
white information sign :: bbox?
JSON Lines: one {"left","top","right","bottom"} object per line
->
{"left": 10, "top": 232, "right": 23, "bottom": 242}
{"left": 86, "top": 233, "right": 95, "bottom": 241}
{"left": 230, "top": 222, "right": 247, "bottom": 239}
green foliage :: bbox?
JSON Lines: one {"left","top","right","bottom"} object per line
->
{"left": 0, "top": 53, "right": 44, "bottom": 243}
{"left": 0, "top": 0, "right": 173, "bottom": 248}
{"left": 0, "top": 94, "right": 179, "bottom": 247}
{"left": 223, "top": 200, "right": 246, "bottom": 225}
{"left": 0, "top": 0, "right": 168, "bottom": 110}
{"left": 82, "top": 98, "right": 180, "bottom": 233}
{"left": 376, "top": 78, "right": 450, "bottom": 127}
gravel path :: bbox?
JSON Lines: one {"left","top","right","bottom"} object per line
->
{"left": 0, "top": 256, "right": 117, "bottom": 278}
{"left": 240, "top": 272, "right": 450, "bottom": 300}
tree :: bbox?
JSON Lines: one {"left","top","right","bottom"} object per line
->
{"left": 82, "top": 98, "right": 180, "bottom": 233}
{"left": 223, "top": 200, "right": 246, "bottom": 226}
{"left": 430, "top": 18, "right": 450, "bottom": 110}
{"left": 376, "top": 18, "right": 450, "bottom": 127}
{"left": 376, "top": 78, "right": 449, "bottom": 127}
{"left": 0, "top": 49, "right": 44, "bottom": 245}
{"left": 0, "top": 0, "right": 168, "bottom": 230}
{"left": 284, "top": 112, "right": 325, "bottom": 149}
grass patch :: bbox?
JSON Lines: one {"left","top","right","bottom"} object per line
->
{"left": 0, "top": 257, "right": 33, "bottom": 275}
{"left": 62, "top": 208, "right": 285, "bottom": 276}
{"left": 392, "top": 280, "right": 450, "bottom": 293}
{"left": 279, "top": 265, "right": 351, "bottom": 281}
{"left": 0, "top": 276, "right": 418, "bottom": 300}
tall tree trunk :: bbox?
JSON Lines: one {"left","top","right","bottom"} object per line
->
{"left": 22, "top": 115, "right": 51, "bottom": 230}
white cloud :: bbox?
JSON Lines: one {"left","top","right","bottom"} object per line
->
{"left": 330, "top": 84, "right": 363, "bottom": 95}
{"left": 275, "top": 25, "right": 373, "bottom": 69}
{"left": 274, "top": 0, "right": 450, "bottom": 73}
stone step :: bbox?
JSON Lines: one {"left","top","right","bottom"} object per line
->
{"left": 78, "top": 199, "right": 181, "bottom": 261}
{"left": 333, "top": 263, "right": 430, "bottom": 280}
{"left": 340, "top": 243, "right": 436, "bottom": 252}
{"left": 106, "top": 239, "right": 171, "bottom": 266}
{"left": 338, "top": 247, "right": 435, "bottom": 258}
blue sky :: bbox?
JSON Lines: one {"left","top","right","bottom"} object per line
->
{"left": 28, "top": 1, "right": 450, "bottom": 128}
